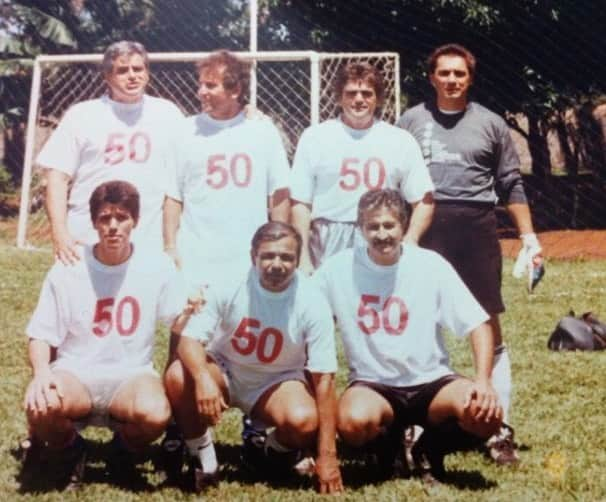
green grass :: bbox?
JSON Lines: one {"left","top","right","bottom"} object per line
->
{"left": 1, "top": 243, "right": 606, "bottom": 500}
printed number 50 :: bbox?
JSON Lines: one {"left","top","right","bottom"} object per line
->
{"left": 357, "top": 294, "right": 408, "bottom": 335}
{"left": 231, "top": 317, "right": 283, "bottom": 363}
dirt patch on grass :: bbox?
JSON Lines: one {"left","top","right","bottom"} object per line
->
{"left": 501, "top": 230, "right": 606, "bottom": 260}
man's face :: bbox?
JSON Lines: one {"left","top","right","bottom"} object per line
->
{"left": 252, "top": 236, "right": 299, "bottom": 293}
{"left": 360, "top": 206, "right": 404, "bottom": 266}
{"left": 93, "top": 203, "right": 136, "bottom": 255}
{"left": 105, "top": 53, "right": 149, "bottom": 104}
{"left": 430, "top": 54, "right": 472, "bottom": 108}
{"left": 339, "top": 79, "right": 378, "bottom": 129}
{"left": 197, "top": 65, "right": 241, "bottom": 119}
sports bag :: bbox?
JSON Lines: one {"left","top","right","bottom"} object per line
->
{"left": 547, "top": 312, "right": 606, "bottom": 351}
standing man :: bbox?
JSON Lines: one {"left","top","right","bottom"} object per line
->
{"left": 290, "top": 62, "right": 434, "bottom": 274}
{"left": 37, "top": 40, "right": 184, "bottom": 264}
{"left": 22, "top": 181, "right": 193, "bottom": 488}
{"left": 314, "top": 189, "right": 503, "bottom": 483}
{"left": 398, "top": 43, "right": 542, "bottom": 464}
{"left": 163, "top": 50, "right": 290, "bottom": 288}
{"left": 165, "top": 222, "right": 343, "bottom": 494}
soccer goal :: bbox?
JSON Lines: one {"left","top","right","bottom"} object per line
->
{"left": 17, "top": 50, "right": 400, "bottom": 248}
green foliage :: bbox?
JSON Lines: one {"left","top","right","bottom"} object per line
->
{"left": 1, "top": 244, "right": 606, "bottom": 499}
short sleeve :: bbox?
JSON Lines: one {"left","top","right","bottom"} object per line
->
{"left": 398, "top": 132, "right": 434, "bottom": 203}
{"left": 265, "top": 123, "right": 291, "bottom": 195}
{"left": 181, "top": 284, "right": 222, "bottom": 344}
{"left": 35, "top": 107, "right": 80, "bottom": 176}
{"left": 436, "top": 256, "right": 489, "bottom": 337}
{"left": 289, "top": 128, "right": 315, "bottom": 204}
{"left": 303, "top": 283, "right": 337, "bottom": 373}
{"left": 157, "top": 264, "right": 189, "bottom": 326}
{"left": 26, "top": 270, "right": 67, "bottom": 347}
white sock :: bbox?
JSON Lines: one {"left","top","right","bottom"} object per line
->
{"left": 491, "top": 344, "right": 512, "bottom": 423}
{"left": 185, "top": 429, "right": 218, "bottom": 473}
{"left": 265, "top": 429, "right": 292, "bottom": 453}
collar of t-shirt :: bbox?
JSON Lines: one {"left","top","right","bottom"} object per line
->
{"left": 438, "top": 106, "right": 465, "bottom": 115}
{"left": 85, "top": 243, "right": 133, "bottom": 275}
{"left": 102, "top": 94, "right": 145, "bottom": 113}
{"left": 339, "top": 116, "right": 376, "bottom": 139}
{"left": 202, "top": 110, "right": 246, "bottom": 130}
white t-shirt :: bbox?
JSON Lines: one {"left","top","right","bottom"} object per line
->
{"left": 313, "top": 245, "right": 488, "bottom": 387}
{"left": 26, "top": 244, "right": 187, "bottom": 372}
{"left": 290, "top": 118, "right": 434, "bottom": 222}
{"left": 183, "top": 268, "right": 337, "bottom": 391}
{"left": 167, "top": 112, "right": 290, "bottom": 287}
{"left": 36, "top": 94, "right": 184, "bottom": 249}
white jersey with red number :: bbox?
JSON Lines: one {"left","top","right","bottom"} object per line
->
{"left": 182, "top": 268, "right": 337, "bottom": 390}
{"left": 313, "top": 244, "right": 488, "bottom": 387}
{"left": 26, "top": 244, "right": 187, "bottom": 372}
{"left": 36, "top": 94, "right": 184, "bottom": 249}
{"left": 167, "top": 112, "right": 290, "bottom": 287}
{"left": 290, "top": 118, "right": 434, "bottom": 222}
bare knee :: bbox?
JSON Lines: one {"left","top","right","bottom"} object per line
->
{"left": 280, "top": 405, "right": 318, "bottom": 441}
{"left": 338, "top": 404, "right": 381, "bottom": 446}
{"left": 164, "top": 359, "right": 189, "bottom": 403}
{"left": 132, "top": 394, "right": 171, "bottom": 432}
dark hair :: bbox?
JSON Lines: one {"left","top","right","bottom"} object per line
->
{"left": 357, "top": 189, "right": 409, "bottom": 229}
{"left": 427, "top": 43, "right": 476, "bottom": 78}
{"left": 196, "top": 50, "right": 250, "bottom": 105}
{"left": 251, "top": 221, "right": 302, "bottom": 263}
{"left": 333, "top": 62, "right": 385, "bottom": 112}
{"left": 102, "top": 40, "right": 149, "bottom": 76}
{"left": 89, "top": 180, "right": 140, "bottom": 224}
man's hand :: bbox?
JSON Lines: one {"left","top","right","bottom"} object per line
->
{"left": 52, "top": 227, "right": 81, "bottom": 265}
{"left": 315, "top": 452, "right": 343, "bottom": 495}
{"left": 463, "top": 379, "right": 502, "bottom": 424}
{"left": 194, "top": 369, "right": 227, "bottom": 425}
{"left": 23, "top": 367, "right": 64, "bottom": 415}
{"left": 513, "top": 232, "right": 544, "bottom": 292}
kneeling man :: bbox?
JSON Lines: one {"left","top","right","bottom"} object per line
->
{"left": 23, "top": 180, "right": 190, "bottom": 488}
{"left": 166, "top": 222, "right": 343, "bottom": 494}
{"left": 314, "top": 189, "right": 502, "bottom": 483}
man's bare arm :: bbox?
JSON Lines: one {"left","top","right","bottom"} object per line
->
{"left": 45, "top": 169, "right": 80, "bottom": 264}
{"left": 269, "top": 187, "right": 290, "bottom": 223}
{"left": 291, "top": 200, "right": 314, "bottom": 275}
{"left": 163, "top": 196, "right": 183, "bottom": 267}
{"left": 403, "top": 192, "right": 434, "bottom": 244}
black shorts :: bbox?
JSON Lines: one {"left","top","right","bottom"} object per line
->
{"left": 351, "top": 374, "right": 459, "bottom": 428}
{"left": 420, "top": 202, "right": 505, "bottom": 314}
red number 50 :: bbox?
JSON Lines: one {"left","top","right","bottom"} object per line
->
{"left": 207, "top": 153, "right": 252, "bottom": 189}
{"left": 92, "top": 296, "right": 140, "bottom": 337}
{"left": 231, "top": 317, "right": 283, "bottom": 363}
{"left": 357, "top": 294, "right": 408, "bottom": 335}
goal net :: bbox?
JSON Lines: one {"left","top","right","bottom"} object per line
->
{"left": 17, "top": 50, "right": 400, "bottom": 248}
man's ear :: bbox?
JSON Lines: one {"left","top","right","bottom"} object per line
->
{"left": 250, "top": 248, "right": 255, "bottom": 265}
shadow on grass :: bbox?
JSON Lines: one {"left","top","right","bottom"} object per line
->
{"left": 12, "top": 437, "right": 158, "bottom": 494}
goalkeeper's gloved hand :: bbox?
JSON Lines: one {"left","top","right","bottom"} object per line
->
{"left": 512, "top": 232, "right": 545, "bottom": 292}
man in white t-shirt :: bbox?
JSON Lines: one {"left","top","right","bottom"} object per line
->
{"left": 290, "top": 62, "right": 434, "bottom": 275}
{"left": 37, "top": 40, "right": 184, "bottom": 264}
{"left": 22, "top": 181, "right": 192, "bottom": 489}
{"left": 313, "top": 189, "right": 502, "bottom": 484}
{"left": 163, "top": 50, "right": 290, "bottom": 288}
{"left": 165, "top": 222, "right": 343, "bottom": 495}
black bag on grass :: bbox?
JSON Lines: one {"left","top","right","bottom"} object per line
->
{"left": 548, "top": 312, "right": 606, "bottom": 351}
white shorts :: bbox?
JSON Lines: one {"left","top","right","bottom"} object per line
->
{"left": 51, "top": 360, "right": 158, "bottom": 428}
{"left": 207, "top": 351, "right": 307, "bottom": 416}
{"left": 309, "top": 219, "right": 364, "bottom": 268}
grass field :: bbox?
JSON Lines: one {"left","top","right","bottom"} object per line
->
{"left": 1, "top": 243, "right": 605, "bottom": 501}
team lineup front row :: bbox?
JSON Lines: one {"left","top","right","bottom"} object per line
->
{"left": 25, "top": 181, "right": 502, "bottom": 494}
{"left": 24, "top": 40, "right": 544, "bottom": 494}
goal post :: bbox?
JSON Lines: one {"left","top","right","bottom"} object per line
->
{"left": 17, "top": 50, "right": 400, "bottom": 249}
